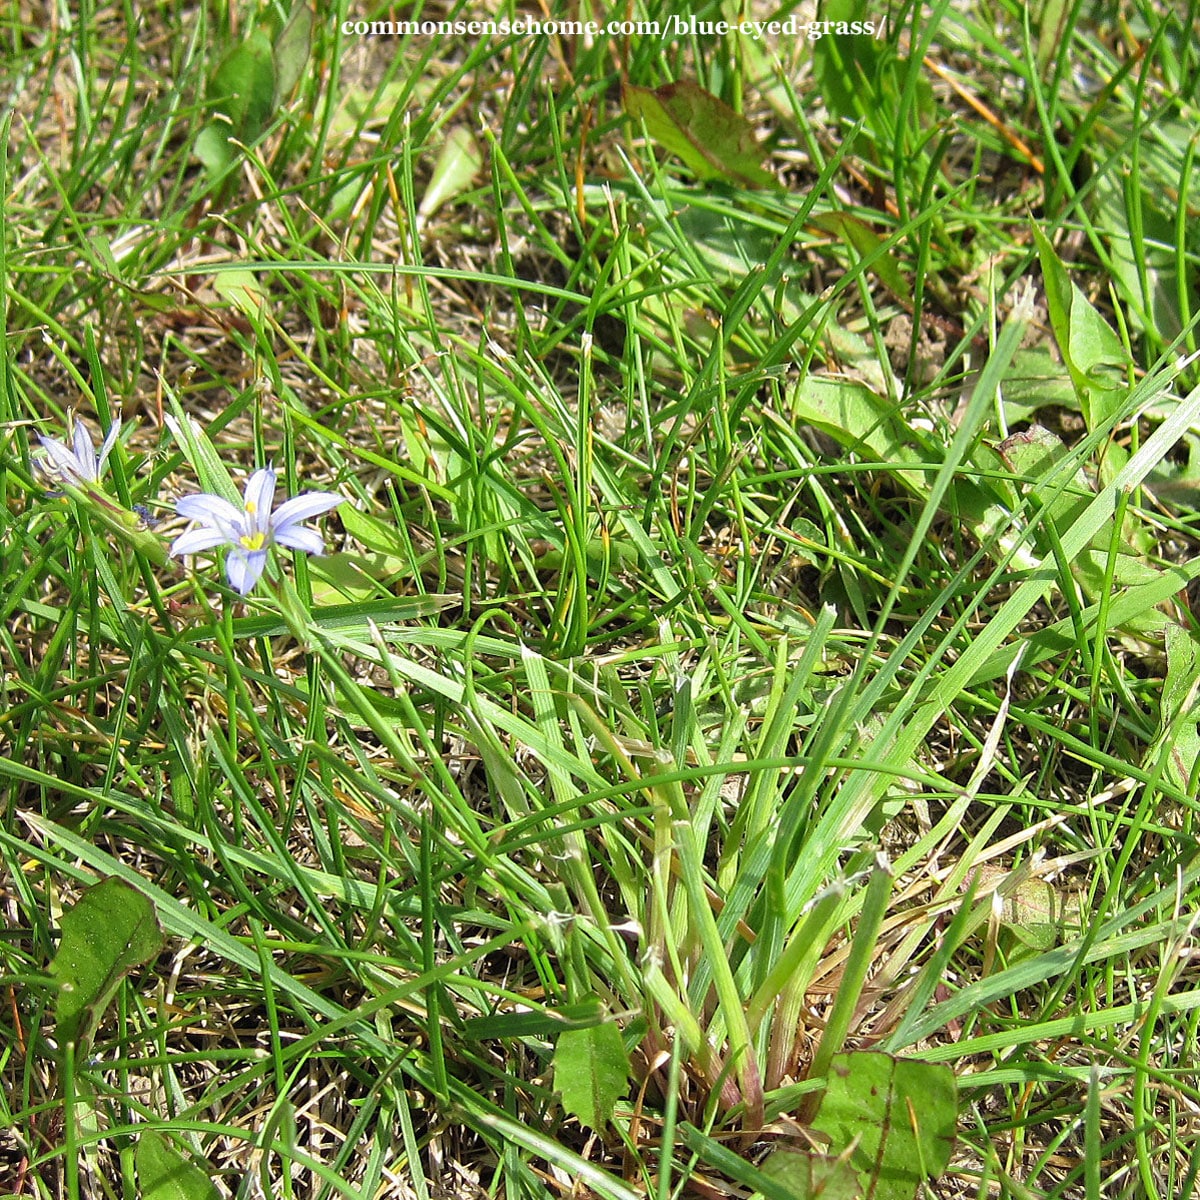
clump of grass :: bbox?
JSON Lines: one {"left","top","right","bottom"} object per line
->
{"left": 3, "top": 2, "right": 1200, "bottom": 1198}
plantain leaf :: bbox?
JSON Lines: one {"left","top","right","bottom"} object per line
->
{"left": 209, "top": 27, "right": 275, "bottom": 142}
{"left": 419, "top": 126, "right": 483, "bottom": 219}
{"left": 196, "top": 28, "right": 276, "bottom": 188}
{"left": 50, "top": 878, "right": 164, "bottom": 1054}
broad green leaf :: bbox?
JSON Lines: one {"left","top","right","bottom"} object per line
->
{"left": 996, "top": 424, "right": 1160, "bottom": 605}
{"left": 787, "top": 376, "right": 937, "bottom": 494}
{"left": 811, "top": 0, "right": 881, "bottom": 130}
{"left": 553, "top": 1014, "right": 631, "bottom": 1130}
{"left": 1032, "top": 224, "right": 1128, "bottom": 432}
{"left": 419, "top": 126, "right": 483, "bottom": 219}
{"left": 213, "top": 268, "right": 268, "bottom": 326}
{"left": 753, "top": 1150, "right": 861, "bottom": 1200}
{"left": 273, "top": 3, "right": 312, "bottom": 105}
{"left": 209, "top": 28, "right": 275, "bottom": 142}
{"left": 1085, "top": 118, "right": 1194, "bottom": 348}
{"left": 196, "top": 28, "right": 276, "bottom": 188}
{"left": 785, "top": 375, "right": 1020, "bottom": 571}
{"left": 809, "top": 211, "right": 911, "bottom": 304}
{"left": 50, "top": 878, "right": 164, "bottom": 1052}
{"left": 465, "top": 996, "right": 608, "bottom": 1040}
{"left": 193, "top": 124, "right": 235, "bottom": 184}
{"left": 996, "top": 424, "right": 1094, "bottom": 532}
{"left": 1003, "top": 877, "right": 1084, "bottom": 954}
{"left": 1036, "top": 0, "right": 1071, "bottom": 78}
{"left": 970, "top": 865, "right": 1083, "bottom": 956}
{"left": 622, "top": 80, "right": 776, "bottom": 187}
{"left": 307, "top": 551, "right": 411, "bottom": 602}
{"left": 813, "top": 1052, "right": 956, "bottom": 1200}
{"left": 810, "top": 0, "right": 932, "bottom": 157}
{"left": 998, "top": 346, "right": 1083, "bottom": 422}
{"left": 135, "top": 1130, "right": 221, "bottom": 1200}
{"left": 1156, "top": 622, "right": 1200, "bottom": 791}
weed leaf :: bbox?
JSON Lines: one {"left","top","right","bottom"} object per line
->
{"left": 135, "top": 1129, "right": 221, "bottom": 1200}
{"left": 623, "top": 80, "right": 775, "bottom": 187}
{"left": 273, "top": 3, "right": 312, "bottom": 106}
{"left": 50, "top": 877, "right": 164, "bottom": 1054}
{"left": 554, "top": 1014, "right": 630, "bottom": 1130}
{"left": 812, "top": 1052, "right": 956, "bottom": 1200}
{"left": 754, "top": 1150, "right": 862, "bottom": 1200}
{"left": 1032, "top": 224, "right": 1128, "bottom": 431}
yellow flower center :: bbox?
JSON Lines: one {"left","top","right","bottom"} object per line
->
{"left": 240, "top": 531, "right": 266, "bottom": 550}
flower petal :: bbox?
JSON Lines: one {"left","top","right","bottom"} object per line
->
{"left": 273, "top": 525, "right": 325, "bottom": 556}
{"left": 176, "top": 492, "right": 245, "bottom": 531}
{"left": 271, "top": 491, "right": 344, "bottom": 530}
{"left": 170, "top": 527, "right": 233, "bottom": 558}
{"left": 226, "top": 547, "right": 269, "bottom": 594}
{"left": 95, "top": 421, "right": 121, "bottom": 474}
{"left": 37, "top": 435, "right": 85, "bottom": 483}
{"left": 71, "top": 422, "right": 97, "bottom": 480}
{"left": 243, "top": 467, "right": 277, "bottom": 537}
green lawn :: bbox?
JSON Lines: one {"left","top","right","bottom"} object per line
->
{"left": 3, "top": 2, "right": 1200, "bottom": 1197}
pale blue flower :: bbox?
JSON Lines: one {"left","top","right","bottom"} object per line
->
{"left": 37, "top": 419, "right": 121, "bottom": 486}
{"left": 170, "top": 465, "right": 343, "bottom": 594}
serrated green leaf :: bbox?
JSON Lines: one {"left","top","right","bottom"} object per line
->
{"left": 623, "top": 79, "right": 776, "bottom": 187}
{"left": 135, "top": 1130, "right": 221, "bottom": 1200}
{"left": 553, "top": 1015, "right": 630, "bottom": 1130}
{"left": 50, "top": 878, "right": 164, "bottom": 1053}
{"left": 813, "top": 1052, "right": 956, "bottom": 1200}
